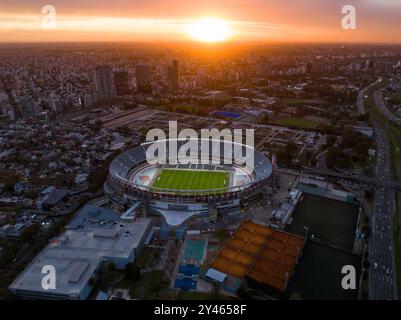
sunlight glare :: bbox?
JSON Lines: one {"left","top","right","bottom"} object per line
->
{"left": 187, "top": 18, "right": 232, "bottom": 42}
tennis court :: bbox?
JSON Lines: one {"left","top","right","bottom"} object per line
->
{"left": 174, "top": 278, "right": 197, "bottom": 291}
{"left": 179, "top": 265, "right": 200, "bottom": 276}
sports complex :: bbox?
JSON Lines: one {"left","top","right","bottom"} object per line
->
{"left": 105, "top": 139, "right": 273, "bottom": 227}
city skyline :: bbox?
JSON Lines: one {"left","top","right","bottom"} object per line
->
{"left": 1, "top": 0, "right": 401, "bottom": 305}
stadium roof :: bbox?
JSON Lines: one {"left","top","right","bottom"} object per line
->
{"left": 210, "top": 221, "right": 305, "bottom": 292}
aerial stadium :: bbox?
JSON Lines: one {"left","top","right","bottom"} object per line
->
{"left": 105, "top": 139, "right": 273, "bottom": 227}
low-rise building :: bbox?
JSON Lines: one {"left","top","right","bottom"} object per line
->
{"left": 9, "top": 205, "right": 152, "bottom": 300}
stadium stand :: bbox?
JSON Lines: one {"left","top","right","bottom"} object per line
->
{"left": 108, "top": 139, "right": 271, "bottom": 197}
{"left": 106, "top": 139, "right": 273, "bottom": 226}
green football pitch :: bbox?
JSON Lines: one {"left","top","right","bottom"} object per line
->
{"left": 152, "top": 169, "right": 229, "bottom": 192}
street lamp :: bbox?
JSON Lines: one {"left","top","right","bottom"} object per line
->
{"left": 304, "top": 226, "right": 309, "bottom": 240}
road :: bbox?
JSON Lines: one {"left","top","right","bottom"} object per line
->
{"left": 369, "top": 121, "right": 397, "bottom": 299}
{"left": 314, "top": 150, "right": 327, "bottom": 170}
{"left": 301, "top": 167, "right": 401, "bottom": 190}
{"left": 374, "top": 90, "right": 401, "bottom": 127}
{"left": 357, "top": 80, "right": 381, "bottom": 115}
{"left": 368, "top": 84, "right": 399, "bottom": 299}
{"left": 357, "top": 87, "right": 366, "bottom": 114}
{"left": 302, "top": 84, "right": 400, "bottom": 299}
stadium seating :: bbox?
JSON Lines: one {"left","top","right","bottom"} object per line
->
{"left": 107, "top": 139, "right": 273, "bottom": 202}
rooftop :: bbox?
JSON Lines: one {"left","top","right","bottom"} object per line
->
{"left": 41, "top": 189, "right": 69, "bottom": 206}
{"left": 210, "top": 221, "right": 305, "bottom": 292}
{"left": 9, "top": 205, "right": 152, "bottom": 299}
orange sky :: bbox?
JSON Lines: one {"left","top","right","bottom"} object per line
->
{"left": 0, "top": 0, "right": 400, "bottom": 43}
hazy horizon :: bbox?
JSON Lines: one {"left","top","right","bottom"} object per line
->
{"left": 1, "top": 0, "right": 400, "bottom": 43}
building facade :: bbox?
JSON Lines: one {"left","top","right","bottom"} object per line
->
{"left": 95, "top": 66, "right": 113, "bottom": 102}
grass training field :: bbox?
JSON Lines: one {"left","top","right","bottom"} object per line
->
{"left": 286, "top": 193, "right": 358, "bottom": 251}
{"left": 152, "top": 169, "right": 229, "bottom": 192}
{"left": 288, "top": 241, "right": 361, "bottom": 300}
{"left": 284, "top": 193, "right": 361, "bottom": 299}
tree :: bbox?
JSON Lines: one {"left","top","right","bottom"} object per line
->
{"left": 356, "top": 113, "right": 370, "bottom": 121}
{"left": 237, "top": 283, "right": 253, "bottom": 300}
{"left": 326, "top": 135, "right": 337, "bottom": 147}
{"left": 124, "top": 263, "right": 141, "bottom": 281}
{"left": 211, "top": 283, "right": 220, "bottom": 299}
{"left": 326, "top": 146, "right": 351, "bottom": 169}
{"left": 215, "top": 229, "right": 229, "bottom": 241}
{"left": 93, "top": 119, "right": 103, "bottom": 131}
{"left": 278, "top": 141, "right": 297, "bottom": 164}
{"left": 0, "top": 287, "right": 14, "bottom": 300}
{"left": 0, "top": 240, "right": 16, "bottom": 268}
{"left": 97, "top": 262, "right": 117, "bottom": 291}
{"left": 258, "top": 113, "right": 270, "bottom": 124}
{"left": 289, "top": 292, "right": 303, "bottom": 300}
{"left": 361, "top": 224, "right": 371, "bottom": 237}
{"left": 20, "top": 224, "right": 41, "bottom": 243}
{"left": 3, "top": 174, "right": 19, "bottom": 193}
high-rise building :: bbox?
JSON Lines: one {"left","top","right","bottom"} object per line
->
{"left": 305, "top": 62, "right": 312, "bottom": 73}
{"left": 113, "top": 71, "right": 129, "bottom": 96}
{"left": 17, "top": 97, "right": 35, "bottom": 118}
{"left": 94, "top": 66, "right": 113, "bottom": 101}
{"left": 135, "top": 65, "right": 151, "bottom": 94}
{"left": 49, "top": 94, "right": 63, "bottom": 114}
{"left": 167, "top": 60, "right": 180, "bottom": 92}
{"left": 80, "top": 94, "right": 93, "bottom": 108}
{"left": 196, "top": 68, "right": 208, "bottom": 88}
{"left": 66, "top": 82, "right": 73, "bottom": 93}
{"left": 375, "top": 61, "right": 393, "bottom": 75}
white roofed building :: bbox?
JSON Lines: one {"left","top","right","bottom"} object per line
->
{"left": 9, "top": 205, "right": 152, "bottom": 300}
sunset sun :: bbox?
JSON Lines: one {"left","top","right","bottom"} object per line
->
{"left": 187, "top": 18, "right": 233, "bottom": 43}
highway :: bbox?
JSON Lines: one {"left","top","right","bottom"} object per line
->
{"left": 278, "top": 86, "right": 399, "bottom": 299}
{"left": 357, "top": 87, "right": 367, "bottom": 114}
{"left": 374, "top": 90, "right": 401, "bottom": 127}
{"left": 357, "top": 80, "right": 381, "bottom": 115}
{"left": 369, "top": 121, "right": 397, "bottom": 299}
